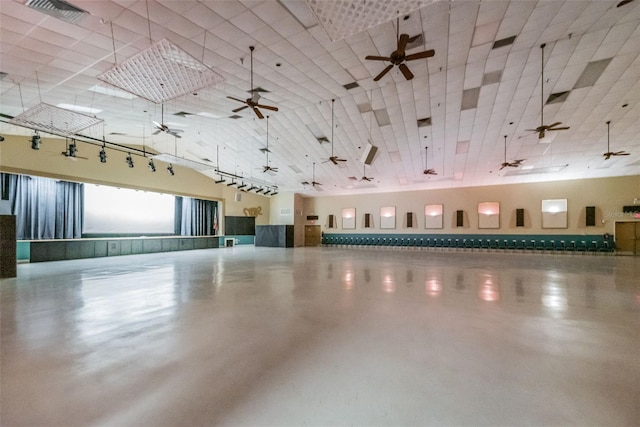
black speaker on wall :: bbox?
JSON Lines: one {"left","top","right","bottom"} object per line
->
{"left": 516, "top": 208, "right": 524, "bottom": 227}
{"left": 406, "top": 212, "right": 413, "bottom": 228}
{"left": 328, "top": 214, "right": 335, "bottom": 228}
{"left": 586, "top": 206, "right": 596, "bottom": 227}
{"left": 364, "top": 213, "right": 371, "bottom": 228}
{"left": 456, "top": 210, "right": 464, "bottom": 227}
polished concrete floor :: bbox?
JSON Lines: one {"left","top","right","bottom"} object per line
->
{"left": 1, "top": 246, "right": 639, "bottom": 426}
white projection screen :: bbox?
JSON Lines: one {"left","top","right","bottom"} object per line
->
{"left": 83, "top": 184, "right": 175, "bottom": 234}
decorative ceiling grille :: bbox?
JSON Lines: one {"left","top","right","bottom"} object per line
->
{"left": 97, "top": 39, "right": 223, "bottom": 104}
{"left": 305, "top": 0, "right": 434, "bottom": 41}
{"left": 10, "top": 103, "right": 103, "bottom": 136}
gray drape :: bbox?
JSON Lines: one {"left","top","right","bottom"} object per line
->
{"left": 176, "top": 196, "right": 218, "bottom": 236}
{"left": 1, "top": 173, "right": 83, "bottom": 239}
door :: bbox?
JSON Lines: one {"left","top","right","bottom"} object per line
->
{"left": 615, "top": 221, "right": 639, "bottom": 255}
{"left": 304, "top": 225, "right": 321, "bottom": 246}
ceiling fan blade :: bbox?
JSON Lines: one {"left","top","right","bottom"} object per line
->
{"left": 330, "top": 158, "right": 338, "bottom": 165}
{"left": 365, "top": 55, "right": 392, "bottom": 61}
{"left": 397, "top": 33, "right": 410, "bottom": 55}
{"left": 550, "top": 126, "right": 570, "bottom": 131}
{"left": 615, "top": 152, "right": 630, "bottom": 156}
{"left": 227, "top": 96, "right": 246, "bottom": 103}
{"left": 171, "top": 133, "right": 182, "bottom": 139}
{"left": 399, "top": 63, "right": 414, "bottom": 80}
{"left": 153, "top": 130, "right": 161, "bottom": 135}
{"left": 538, "top": 130, "right": 546, "bottom": 139}
{"left": 232, "top": 105, "right": 249, "bottom": 113}
{"left": 547, "top": 122, "right": 562, "bottom": 128}
{"left": 337, "top": 158, "right": 347, "bottom": 162}
{"left": 253, "top": 107, "right": 264, "bottom": 119}
{"left": 405, "top": 49, "right": 435, "bottom": 61}
{"left": 256, "top": 104, "right": 278, "bottom": 112}
{"left": 373, "top": 64, "right": 394, "bottom": 81}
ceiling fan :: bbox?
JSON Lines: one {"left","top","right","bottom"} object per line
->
{"left": 526, "top": 43, "right": 570, "bottom": 139}
{"left": 324, "top": 99, "right": 347, "bottom": 165}
{"left": 499, "top": 135, "right": 525, "bottom": 170}
{"left": 227, "top": 46, "right": 278, "bottom": 119}
{"left": 361, "top": 163, "right": 374, "bottom": 181}
{"left": 423, "top": 146, "right": 437, "bottom": 175}
{"left": 302, "top": 162, "right": 322, "bottom": 188}
{"left": 153, "top": 103, "right": 183, "bottom": 138}
{"left": 262, "top": 116, "right": 278, "bottom": 173}
{"left": 603, "top": 120, "right": 630, "bottom": 160}
{"left": 365, "top": 17, "right": 435, "bottom": 81}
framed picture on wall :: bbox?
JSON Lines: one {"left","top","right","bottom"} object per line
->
{"left": 380, "top": 206, "right": 396, "bottom": 229}
{"left": 342, "top": 208, "right": 356, "bottom": 229}
{"left": 541, "top": 199, "right": 568, "bottom": 228}
{"left": 424, "top": 204, "right": 443, "bottom": 229}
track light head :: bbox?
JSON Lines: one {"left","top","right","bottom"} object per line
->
{"left": 31, "top": 133, "right": 41, "bottom": 150}
{"left": 256, "top": 188, "right": 265, "bottom": 194}
{"left": 167, "top": 164, "right": 174, "bottom": 176}
{"left": 68, "top": 141, "right": 77, "bottom": 157}
{"left": 126, "top": 153, "right": 134, "bottom": 168}
{"left": 271, "top": 191, "right": 278, "bottom": 196}
{"left": 99, "top": 148, "right": 107, "bottom": 163}
{"left": 215, "top": 178, "right": 225, "bottom": 184}
{"left": 237, "top": 183, "right": 247, "bottom": 189}
{"left": 227, "top": 181, "right": 237, "bottom": 187}
{"left": 148, "top": 159, "right": 156, "bottom": 172}
{"left": 247, "top": 186, "right": 258, "bottom": 192}
{"left": 0, "top": 135, "right": 5, "bottom": 142}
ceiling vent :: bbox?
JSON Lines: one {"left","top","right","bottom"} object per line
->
{"left": 573, "top": 58, "right": 611, "bottom": 89}
{"left": 417, "top": 117, "right": 432, "bottom": 127}
{"left": 229, "top": 114, "right": 243, "bottom": 119}
{"left": 26, "top": 0, "right": 88, "bottom": 24}
{"left": 174, "top": 111, "right": 194, "bottom": 117}
{"left": 546, "top": 91, "right": 570, "bottom": 105}
{"left": 406, "top": 33, "right": 424, "bottom": 50}
{"left": 492, "top": 35, "right": 516, "bottom": 50}
{"left": 343, "top": 82, "right": 359, "bottom": 90}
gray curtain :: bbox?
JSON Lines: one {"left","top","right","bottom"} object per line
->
{"left": 176, "top": 196, "right": 218, "bottom": 236}
{"left": 1, "top": 173, "right": 83, "bottom": 239}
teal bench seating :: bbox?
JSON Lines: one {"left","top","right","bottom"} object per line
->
{"left": 322, "top": 233, "right": 615, "bottom": 253}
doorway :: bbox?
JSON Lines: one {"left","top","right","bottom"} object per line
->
{"left": 304, "top": 225, "right": 322, "bottom": 246}
{"left": 615, "top": 221, "right": 640, "bottom": 255}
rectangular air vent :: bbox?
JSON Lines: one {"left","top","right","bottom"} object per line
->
{"left": 417, "top": 117, "right": 432, "bottom": 127}
{"left": 174, "top": 111, "right": 193, "bottom": 117}
{"left": 482, "top": 70, "right": 502, "bottom": 86}
{"left": 343, "top": 82, "right": 359, "bottom": 90}
{"left": 492, "top": 35, "right": 516, "bottom": 49}
{"left": 26, "top": 0, "right": 88, "bottom": 24}
{"left": 229, "top": 114, "right": 243, "bottom": 119}
{"left": 546, "top": 91, "right": 570, "bottom": 104}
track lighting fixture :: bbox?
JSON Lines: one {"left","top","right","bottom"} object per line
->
{"left": 126, "top": 153, "right": 134, "bottom": 168}
{"left": 247, "top": 185, "right": 258, "bottom": 192}
{"left": 215, "top": 177, "right": 225, "bottom": 184}
{"left": 167, "top": 164, "right": 174, "bottom": 175}
{"left": 68, "top": 140, "right": 77, "bottom": 157}
{"left": 227, "top": 181, "right": 236, "bottom": 187}
{"left": 237, "top": 183, "right": 247, "bottom": 190}
{"left": 256, "top": 188, "right": 265, "bottom": 194}
{"left": 263, "top": 190, "right": 271, "bottom": 195}
{"left": 148, "top": 158, "right": 156, "bottom": 172}
{"left": 31, "top": 132, "right": 40, "bottom": 150}
{"left": 99, "top": 147, "right": 107, "bottom": 163}
{"left": 271, "top": 191, "right": 278, "bottom": 196}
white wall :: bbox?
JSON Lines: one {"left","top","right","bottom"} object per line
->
{"left": 302, "top": 175, "right": 640, "bottom": 236}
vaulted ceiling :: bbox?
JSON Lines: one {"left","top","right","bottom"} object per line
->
{"left": 1, "top": 0, "right": 639, "bottom": 196}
